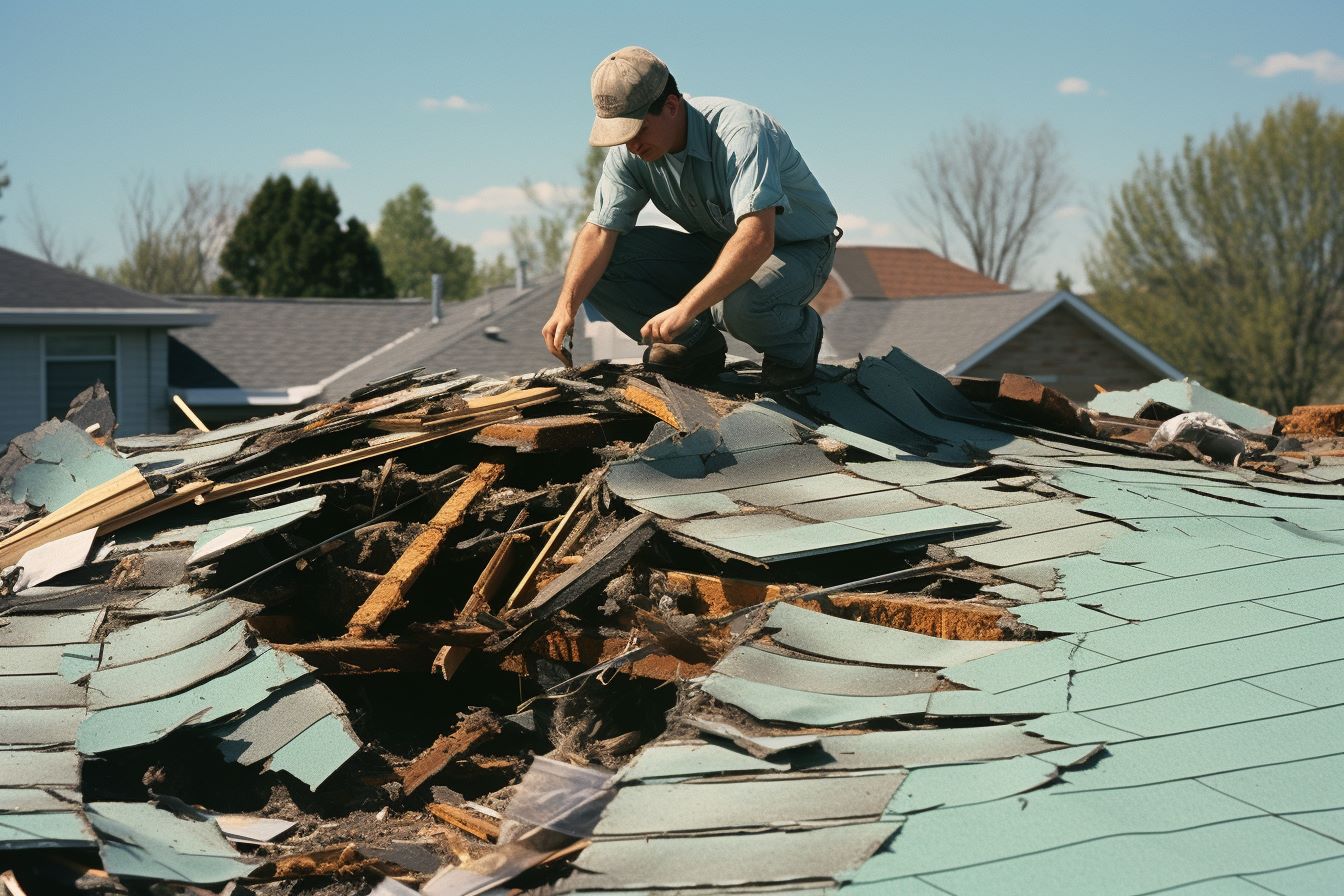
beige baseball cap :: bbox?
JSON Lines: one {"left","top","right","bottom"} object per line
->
{"left": 589, "top": 46, "right": 669, "bottom": 147}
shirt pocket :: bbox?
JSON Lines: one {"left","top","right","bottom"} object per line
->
{"left": 705, "top": 200, "right": 735, "bottom": 230}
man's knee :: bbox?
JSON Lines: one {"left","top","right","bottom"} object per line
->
{"left": 722, "top": 284, "right": 794, "bottom": 341}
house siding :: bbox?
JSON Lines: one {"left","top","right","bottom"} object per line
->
{"left": 0, "top": 326, "right": 170, "bottom": 447}
{"left": 0, "top": 329, "right": 42, "bottom": 446}
{"left": 963, "top": 305, "right": 1162, "bottom": 403}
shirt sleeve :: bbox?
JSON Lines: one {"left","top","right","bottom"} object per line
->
{"left": 724, "top": 124, "right": 791, "bottom": 223}
{"left": 586, "top": 149, "right": 649, "bottom": 234}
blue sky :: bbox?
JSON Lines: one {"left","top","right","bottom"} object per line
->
{"left": 3, "top": 1, "right": 1341, "bottom": 291}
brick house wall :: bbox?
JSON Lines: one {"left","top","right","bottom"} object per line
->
{"left": 962, "top": 304, "right": 1162, "bottom": 403}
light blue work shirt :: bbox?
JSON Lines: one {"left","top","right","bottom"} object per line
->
{"left": 587, "top": 96, "right": 837, "bottom": 245}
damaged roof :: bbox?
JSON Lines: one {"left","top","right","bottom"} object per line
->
{"left": 2, "top": 339, "right": 1342, "bottom": 893}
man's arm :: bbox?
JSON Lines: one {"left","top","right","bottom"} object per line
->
{"left": 541, "top": 222, "right": 620, "bottom": 362}
{"left": 640, "top": 208, "right": 775, "bottom": 344}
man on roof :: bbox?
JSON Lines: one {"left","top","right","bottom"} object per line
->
{"left": 541, "top": 46, "right": 840, "bottom": 388}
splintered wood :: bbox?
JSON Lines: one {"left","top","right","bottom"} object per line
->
{"left": 427, "top": 803, "right": 501, "bottom": 842}
{"left": 0, "top": 468, "right": 156, "bottom": 568}
{"left": 432, "top": 530, "right": 526, "bottom": 682}
{"left": 346, "top": 461, "right": 505, "bottom": 638}
{"left": 400, "top": 709, "right": 503, "bottom": 795}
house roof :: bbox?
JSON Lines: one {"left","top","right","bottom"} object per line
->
{"left": 828, "top": 245, "right": 1013, "bottom": 302}
{"left": 0, "top": 246, "right": 211, "bottom": 327}
{"left": 820, "top": 289, "right": 1183, "bottom": 380}
{"left": 169, "top": 296, "right": 432, "bottom": 405}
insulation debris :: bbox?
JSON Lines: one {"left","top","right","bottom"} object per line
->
{"left": 1, "top": 350, "right": 1342, "bottom": 894}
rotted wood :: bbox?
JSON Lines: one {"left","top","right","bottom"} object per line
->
{"left": 432, "top": 529, "right": 527, "bottom": 681}
{"left": 400, "top": 709, "right": 503, "bottom": 795}
{"left": 345, "top": 460, "right": 505, "bottom": 638}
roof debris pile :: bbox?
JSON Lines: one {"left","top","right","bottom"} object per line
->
{"left": 2, "top": 351, "right": 1342, "bottom": 894}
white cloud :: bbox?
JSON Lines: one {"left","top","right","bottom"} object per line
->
{"left": 1053, "top": 204, "right": 1088, "bottom": 220}
{"left": 434, "top": 182, "right": 579, "bottom": 215}
{"left": 280, "top": 148, "right": 350, "bottom": 170}
{"left": 474, "top": 228, "right": 511, "bottom": 252}
{"left": 1056, "top": 77, "right": 1091, "bottom": 95}
{"left": 837, "top": 212, "right": 897, "bottom": 242}
{"left": 420, "top": 95, "right": 485, "bottom": 111}
{"left": 1243, "top": 50, "right": 1344, "bottom": 83}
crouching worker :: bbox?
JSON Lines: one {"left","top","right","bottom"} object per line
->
{"left": 541, "top": 46, "right": 840, "bottom": 388}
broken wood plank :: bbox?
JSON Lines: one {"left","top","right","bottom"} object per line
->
{"left": 0, "top": 468, "right": 156, "bottom": 568}
{"left": 473, "top": 415, "right": 604, "bottom": 453}
{"left": 501, "top": 629, "right": 711, "bottom": 682}
{"left": 424, "top": 386, "right": 559, "bottom": 426}
{"left": 792, "top": 593, "right": 1013, "bottom": 641}
{"left": 270, "top": 638, "right": 434, "bottom": 674}
{"left": 993, "top": 374, "right": 1092, "bottom": 436}
{"left": 196, "top": 419, "right": 495, "bottom": 504}
{"left": 492, "top": 513, "right": 656, "bottom": 654}
{"left": 620, "top": 381, "right": 679, "bottom": 428}
{"left": 96, "top": 480, "right": 212, "bottom": 537}
{"left": 500, "top": 479, "right": 595, "bottom": 614}
{"left": 660, "top": 570, "right": 788, "bottom": 616}
{"left": 374, "top": 386, "right": 561, "bottom": 432}
{"left": 400, "top": 709, "right": 503, "bottom": 795}
{"left": 172, "top": 393, "right": 210, "bottom": 432}
{"left": 427, "top": 803, "right": 500, "bottom": 842}
{"left": 346, "top": 461, "right": 506, "bottom": 638}
{"left": 433, "top": 530, "right": 526, "bottom": 681}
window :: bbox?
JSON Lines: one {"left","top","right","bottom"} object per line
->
{"left": 44, "top": 332, "right": 117, "bottom": 420}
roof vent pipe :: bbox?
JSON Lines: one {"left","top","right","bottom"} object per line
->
{"left": 430, "top": 274, "right": 443, "bottom": 325}
{"left": 516, "top": 259, "right": 529, "bottom": 294}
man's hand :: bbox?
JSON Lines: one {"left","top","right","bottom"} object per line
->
{"left": 640, "top": 302, "right": 696, "bottom": 345}
{"left": 542, "top": 307, "right": 576, "bottom": 364}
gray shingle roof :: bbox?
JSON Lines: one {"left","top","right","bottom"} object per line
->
{"left": 819, "top": 290, "right": 1057, "bottom": 372}
{"left": 169, "top": 296, "right": 430, "bottom": 391}
{"left": 0, "top": 246, "right": 209, "bottom": 326}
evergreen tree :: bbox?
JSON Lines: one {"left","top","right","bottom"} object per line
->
{"left": 374, "top": 184, "right": 475, "bottom": 299}
{"left": 218, "top": 175, "right": 393, "bottom": 297}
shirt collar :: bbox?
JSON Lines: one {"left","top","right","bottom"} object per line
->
{"left": 683, "top": 99, "right": 711, "bottom": 162}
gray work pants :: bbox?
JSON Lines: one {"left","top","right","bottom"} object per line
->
{"left": 584, "top": 226, "right": 837, "bottom": 367}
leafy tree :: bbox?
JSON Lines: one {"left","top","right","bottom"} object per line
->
{"left": 218, "top": 175, "right": 393, "bottom": 297}
{"left": 509, "top": 147, "right": 608, "bottom": 277}
{"left": 1087, "top": 98, "right": 1344, "bottom": 412}
{"left": 0, "top": 162, "right": 9, "bottom": 223}
{"left": 473, "top": 251, "right": 515, "bottom": 293}
{"left": 1054, "top": 271, "right": 1074, "bottom": 293}
{"left": 906, "top": 121, "right": 1070, "bottom": 286}
{"left": 374, "top": 184, "right": 475, "bottom": 299}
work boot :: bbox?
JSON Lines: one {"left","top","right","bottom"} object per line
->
{"left": 761, "top": 309, "right": 824, "bottom": 390}
{"left": 643, "top": 326, "right": 727, "bottom": 383}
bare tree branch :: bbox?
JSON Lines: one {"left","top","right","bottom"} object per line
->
{"left": 906, "top": 120, "right": 1070, "bottom": 287}
{"left": 20, "top": 189, "right": 92, "bottom": 271}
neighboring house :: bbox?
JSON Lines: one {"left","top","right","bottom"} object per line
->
{"left": 811, "top": 245, "right": 1014, "bottom": 311}
{"left": 169, "top": 276, "right": 582, "bottom": 425}
{"left": 812, "top": 246, "right": 1182, "bottom": 402}
{"left": 0, "top": 247, "right": 212, "bottom": 444}
{"left": 820, "top": 288, "right": 1182, "bottom": 402}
